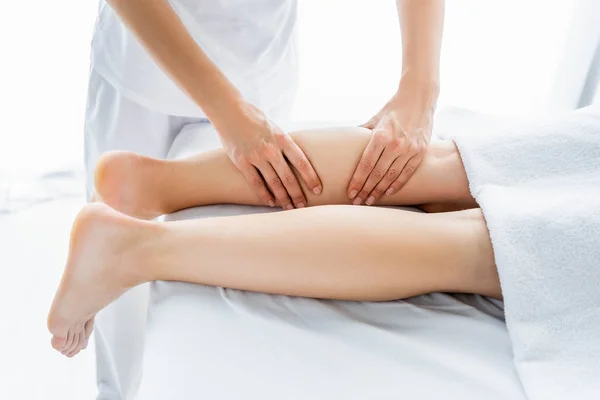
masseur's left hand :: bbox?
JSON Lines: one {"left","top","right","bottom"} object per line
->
{"left": 348, "top": 78, "right": 438, "bottom": 205}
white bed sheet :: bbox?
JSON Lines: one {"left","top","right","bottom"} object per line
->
{"left": 137, "top": 209, "right": 526, "bottom": 400}
{"left": 131, "top": 124, "right": 526, "bottom": 399}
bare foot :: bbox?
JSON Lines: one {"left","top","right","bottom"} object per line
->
{"left": 94, "top": 151, "right": 168, "bottom": 220}
{"left": 47, "top": 203, "right": 151, "bottom": 358}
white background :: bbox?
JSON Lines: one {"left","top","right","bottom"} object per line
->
{"left": 0, "top": 1, "right": 577, "bottom": 399}
{"left": 0, "top": 1, "right": 575, "bottom": 178}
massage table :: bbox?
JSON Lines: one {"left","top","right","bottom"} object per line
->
{"left": 93, "top": 4, "right": 600, "bottom": 393}
{"left": 93, "top": 121, "right": 526, "bottom": 399}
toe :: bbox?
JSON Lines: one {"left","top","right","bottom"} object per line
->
{"left": 65, "top": 326, "right": 85, "bottom": 358}
{"left": 66, "top": 346, "right": 80, "bottom": 358}
{"left": 74, "top": 324, "right": 86, "bottom": 353}
{"left": 51, "top": 335, "right": 67, "bottom": 351}
{"left": 64, "top": 329, "right": 79, "bottom": 355}
{"left": 66, "top": 349, "right": 77, "bottom": 358}
{"left": 69, "top": 331, "right": 83, "bottom": 356}
{"left": 84, "top": 317, "right": 95, "bottom": 341}
{"left": 60, "top": 330, "right": 74, "bottom": 352}
{"left": 82, "top": 318, "right": 95, "bottom": 350}
{"left": 77, "top": 329, "right": 86, "bottom": 353}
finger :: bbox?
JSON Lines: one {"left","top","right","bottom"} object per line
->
{"left": 368, "top": 154, "right": 411, "bottom": 203}
{"left": 257, "top": 162, "right": 293, "bottom": 210}
{"left": 347, "top": 137, "right": 386, "bottom": 202}
{"left": 359, "top": 116, "right": 378, "bottom": 129}
{"left": 359, "top": 120, "right": 374, "bottom": 129}
{"left": 239, "top": 163, "right": 275, "bottom": 207}
{"left": 387, "top": 152, "right": 426, "bottom": 195}
{"left": 270, "top": 154, "right": 307, "bottom": 208}
{"left": 282, "top": 138, "right": 322, "bottom": 196}
{"left": 357, "top": 148, "right": 401, "bottom": 206}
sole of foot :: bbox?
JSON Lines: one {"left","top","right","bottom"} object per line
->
{"left": 47, "top": 203, "right": 146, "bottom": 357}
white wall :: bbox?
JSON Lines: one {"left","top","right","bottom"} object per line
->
{"left": 293, "top": 0, "right": 575, "bottom": 121}
{"left": 0, "top": 0, "right": 576, "bottom": 178}
{"left": 0, "top": 1, "right": 97, "bottom": 179}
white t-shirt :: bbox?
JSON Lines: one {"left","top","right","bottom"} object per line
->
{"left": 90, "top": 0, "right": 299, "bottom": 118}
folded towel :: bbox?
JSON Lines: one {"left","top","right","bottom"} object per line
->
{"left": 436, "top": 106, "right": 600, "bottom": 400}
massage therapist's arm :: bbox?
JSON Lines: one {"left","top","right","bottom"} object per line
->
{"left": 106, "top": 0, "right": 322, "bottom": 210}
{"left": 348, "top": 0, "right": 444, "bottom": 205}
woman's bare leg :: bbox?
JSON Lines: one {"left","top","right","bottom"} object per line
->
{"left": 48, "top": 202, "right": 499, "bottom": 357}
{"left": 94, "top": 127, "right": 474, "bottom": 219}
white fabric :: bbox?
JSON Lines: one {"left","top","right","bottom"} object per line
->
{"left": 126, "top": 125, "right": 527, "bottom": 399}
{"left": 85, "top": 68, "right": 206, "bottom": 400}
{"left": 91, "top": 0, "right": 298, "bottom": 118}
{"left": 437, "top": 106, "right": 600, "bottom": 400}
{"left": 83, "top": 69, "right": 206, "bottom": 198}
{"left": 88, "top": 68, "right": 293, "bottom": 400}
{"left": 138, "top": 282, "right": 523, "bottom": 399}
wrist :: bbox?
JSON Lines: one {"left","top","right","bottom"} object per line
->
{"left": 398, "top": 67, "right": 440, "bottom": 101}
{"left": 210, "top": 98, "right": 262, "bottom": 141}
{"left": 199, "top": 82, "right": 251, "bottom": 139}
{"left": 199, "top": 84, "right": 245, "bottom": 121}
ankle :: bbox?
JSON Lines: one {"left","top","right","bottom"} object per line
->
{"left": 123, "top": 220, "right": 168, "bottom": 287}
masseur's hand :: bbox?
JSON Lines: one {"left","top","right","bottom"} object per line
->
{"left": 219, "top": 102, "right": 322, "bottom": 210}
{"left": 348, "top": 79, "right": 437, "bottom": 205}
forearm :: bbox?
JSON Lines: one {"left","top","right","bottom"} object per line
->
{"left": 107, "top": 0, "right": 243, "bottom": 122}
{"left": 348, "top": 1, "right": 444, "bottom": 203}
{"left": 397, "top": 0, "right": 444, "bottom": 91}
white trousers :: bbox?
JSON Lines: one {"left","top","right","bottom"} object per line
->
{"left": 84, "top": 68, "right": 293, "bottom": 400}
{"left": 84, "top": 69, "right": 209, "bottom": 199}
{"left": 84, "top": 69, "right": 209, "bottom": 400}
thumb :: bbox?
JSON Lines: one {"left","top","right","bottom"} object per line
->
{"left": 360, "top": 118, "right": 377, "bottom": 129}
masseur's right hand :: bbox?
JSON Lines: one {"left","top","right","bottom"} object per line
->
{"left": 105, "top": 0, "right": 320, "bottom": 208}
{"left": 217, "top": 101, "right": 322, "bottom": 210}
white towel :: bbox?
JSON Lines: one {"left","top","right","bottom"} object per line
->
{"left": 436, "top": 106, "right": 600, "bottom": 399}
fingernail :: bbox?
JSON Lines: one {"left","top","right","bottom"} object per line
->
{"left": 297, "top": 202, "right": 305, "bottom": 208}
{"left": 286, "top": 204, "right": 294, "bottom": 210}
{"left": 366, "top": 196, "right": 375, "bottom": 205}
{"left": 349, "top": 190, "right": 358, "bottom": 199}
{"left": 386, "top": 188, "right": 394, "bottom": 195}
{"left": 268, "top": 200, "right": 275, "bottom": 207}
{"left": 313, "top": 187, "right": 322, "bottom": 195}
{"left": 353, "top": 197, "right": 362, "bottom": 205}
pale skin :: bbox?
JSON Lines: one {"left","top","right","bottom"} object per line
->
{"left": 106, "top": 0, "right": 322, "bottom": 209}
{"left": 350, "top": 0, "right": 445, "bottom": 204}
{"left": 93, "top": 127, "right": 474, "bottom": 219}
{"left": 105, "top": 0, "right": 445, "bottom": 208}
{"left": 47, "top": 127, "right": 501, "bottom": 358}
